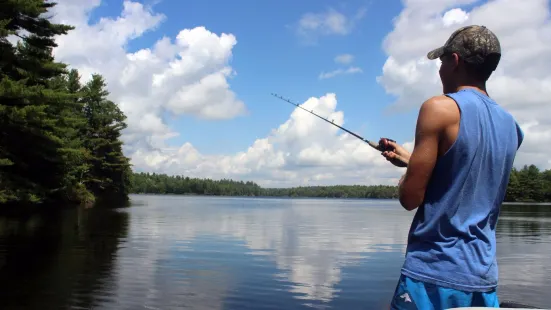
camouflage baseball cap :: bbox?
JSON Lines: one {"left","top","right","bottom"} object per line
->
{"left": 427, "top": 25, "right": 501, "bottom": 69}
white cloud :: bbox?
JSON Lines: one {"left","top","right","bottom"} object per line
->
{"left": 45, "top": 0, "right": 551, "bottom": 189}
{"left": 43, "top": 0, "right": 405, "bottom": 188}
{"left": 442, "top": 8, "right": 469, "bottom": 27}
{"left": 50, "top": 1, "right": 247, "bottom": 156}
{"left": 318, "top": 67, "right": 363, "bottom": 80}
{"left": 130, "top": 93, "right": 401, "bottom": 187}
{"left": 377, "top": 0, "right": 551, "bottom": 170}
{"left": 318, "top": 54, "right": 361, "bottom": 80}
{"left": 295, "top": 7, "right": 367, "bottom": 43}
{"left": 334, "top": 53, "right": 354, "bottom": 65}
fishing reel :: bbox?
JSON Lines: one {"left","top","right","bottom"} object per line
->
{"left": 378, "top": 138, "right": 397, "bottom": 152}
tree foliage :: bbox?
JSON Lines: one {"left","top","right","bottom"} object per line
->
{"left": 130, "top": 166, "right": 551, "bottom": 203}
{"left": 0, "top": 0, "right": 130, "bottom": 207}
{"left": 130, "top": 172, "right": 398, "bottom": 198}
{"left": 79, "top": 74, "right": 131, "bottom": 205}
{"left": 505, "top": 165, "right": 551, "bottom": 202}
{"left": 130, "top": 173, "right": 264, "bottom": 197}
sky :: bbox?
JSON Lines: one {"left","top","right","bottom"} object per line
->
{"left": 45, "top": 0, "right": 551, "bottom": 187}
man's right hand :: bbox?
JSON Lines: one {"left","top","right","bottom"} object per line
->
{"left": 379, "top": 138, "right": 410, "bottom": 168}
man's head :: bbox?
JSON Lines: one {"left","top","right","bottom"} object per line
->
{"left": 427, "top": 25, "right": 501, "bottom": 93}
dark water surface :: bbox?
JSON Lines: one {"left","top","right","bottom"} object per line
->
{"left": 0, "top": 196, "right": 550, "bottom": 309}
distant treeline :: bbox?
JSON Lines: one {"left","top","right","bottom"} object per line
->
{"left": 130, "top": 172, "right": 398, "bottom": 199}
{"left": 505, "top": 165, "right": 551, "bottom": 202}
{"left": 130, "top": 164, "right": 551, "bottom": 202}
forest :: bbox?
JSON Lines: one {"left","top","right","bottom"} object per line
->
{"left": 0, "top": 1, "right": 131, "bottom": 207}
{"left": 129, "top": 172, "right": 399, "bottom": 199}
{"left": 130, "top": 164, "right": 551, "bottom": 202}
{"left": 1, "top": 1, "right": 549, "bottom": 209}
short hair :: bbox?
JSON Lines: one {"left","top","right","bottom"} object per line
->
{"left": 462, "top": 53, "right": 501, "bottom": 81}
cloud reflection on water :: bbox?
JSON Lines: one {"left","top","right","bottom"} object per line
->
{"left": 107, "top": 196, "right": 551, "bottom": 309}
{"left": 112, "top": 196, "right": 413, "bottom": 308}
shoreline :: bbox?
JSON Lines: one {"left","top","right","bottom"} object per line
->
{"left": 128, "top": 193, "right": 551, "bottom": 205}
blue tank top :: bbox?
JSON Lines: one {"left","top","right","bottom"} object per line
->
{"left": 401, "top": 88, "right": 524, "bottom": 292}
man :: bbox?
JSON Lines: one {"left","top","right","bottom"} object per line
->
{"left": 380, "top": 25, "right": 524, "bottom": 309}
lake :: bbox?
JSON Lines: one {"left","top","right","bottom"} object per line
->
{"left": 0, "top": 195, "right": 550, "bottom": 309}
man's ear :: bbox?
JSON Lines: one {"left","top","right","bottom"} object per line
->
{"left": 451, "top": 53, "right": 460, "bottom": 69}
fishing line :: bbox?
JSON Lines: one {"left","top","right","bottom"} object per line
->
{"left": 270, "top": 93, "right": 395, "bottom": 152}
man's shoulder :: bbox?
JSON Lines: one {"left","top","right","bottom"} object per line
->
{"left": 423, "top": 95, "right": 458, "bottom": 110}
{"left": 417, "top": 95, "right": 460, "bottom": 129}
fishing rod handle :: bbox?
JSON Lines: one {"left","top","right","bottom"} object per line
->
{"left": 378, "top": 137, "right": 397, "bottom": 152}
{"left": 378, "top": 137, "right": 409, "bottom": 167}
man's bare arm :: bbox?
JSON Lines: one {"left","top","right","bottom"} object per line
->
{"left": 398, "top": 96, "right": 457, "bottom": 211}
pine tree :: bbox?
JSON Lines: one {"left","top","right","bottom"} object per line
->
{"left": 1, "top": 1, "right": 132, "bottom": 207}
{"left": 0, "top": 0, "right": 76, "bottom": 204}
{"left": 49, "top": 68, "right": 93, "bottom": 204}
{"left": 81, "top": 74, "right": 131, "bottom": 205}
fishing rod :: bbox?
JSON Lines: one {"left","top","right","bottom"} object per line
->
{"left": 270, "top": 93, "right": 395, "bottom": 152}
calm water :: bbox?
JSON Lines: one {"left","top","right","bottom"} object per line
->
{"left": 0, "top": 195, "right": 550, "bottom": 309}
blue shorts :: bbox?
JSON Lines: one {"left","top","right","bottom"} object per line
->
{"left": 390, "top": 274, "right": 500, "bottom": 309}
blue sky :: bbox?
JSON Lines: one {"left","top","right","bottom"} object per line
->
{"left": 94, "top": 0, "right": 415, "bottom": 155}
{"left": 52, "top": 0, "right": 551, "bottom": 184}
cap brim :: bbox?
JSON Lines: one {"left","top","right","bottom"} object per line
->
{"left": 427, "top": 46, "right": 445, "bottom": 60}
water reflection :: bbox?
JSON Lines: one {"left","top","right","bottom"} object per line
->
{"left": 0, "top": 206, "right": 129, "bottom": 310}
{"left": 108, "top": 196, "right": 413, "bottom": 309}
{"left": 496, "top": 204, "right": 551, "bottom": 306}
{"left": 0, "top": 197, "right": 549, "bottom": 309}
